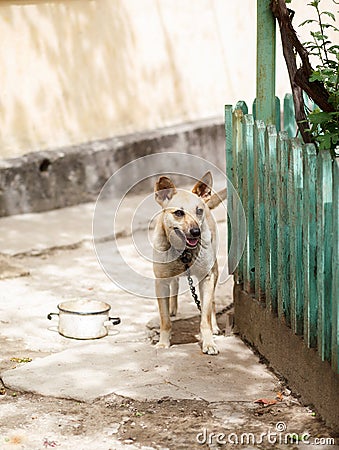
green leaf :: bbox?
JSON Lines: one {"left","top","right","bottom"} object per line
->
{"left": 320, "top": 11, "right": 336, "bottom": 21}
{"left": 309, "top": 71, "right": 323, "bottom": 81}
{"left": 309, "top": 112, "right": 332, "bottom": 124}
{"left": 311, "top": 31, "right": 328, "bottom": 40}
{"left": 322, "top": 68, "right": 336, "bottom": 76}
{"left": 322, "top": 24, "right": 339, "bottom": 32}
{"left": 321, "top": 133, "right": 332, "bottom": 150}
{"left": 300, "top": 19, "right": 317, "bottom": 26}
{"left": 304, "top": 42, "right": 318, "bottom": 49}
{"left": 317, "top": 132, "right": 338, "bottom": 151}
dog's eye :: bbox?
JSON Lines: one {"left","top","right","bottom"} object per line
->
{"left": 196, "top": 207, "right": 204, "bottom": 216}
{"left": 174, "top": 209, "right": 185, "bottom": 217}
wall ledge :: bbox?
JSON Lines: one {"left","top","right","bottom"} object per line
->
{"left": 0, "top": 118, "right": 224, "bottom": 217}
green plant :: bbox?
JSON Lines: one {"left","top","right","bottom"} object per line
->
{"left": 300, "top": 0, "right": 339, "bottom": 153}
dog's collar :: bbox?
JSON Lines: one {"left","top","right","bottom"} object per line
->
{"left": 180, "top": 249, "right": 193, "bottom": 265}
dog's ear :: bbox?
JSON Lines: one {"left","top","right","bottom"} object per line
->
{"left": 192, "top": 172, "right": 213, "bottom": 200}
{"left": 155, "top": 176, "right": 177, "bottom": 206}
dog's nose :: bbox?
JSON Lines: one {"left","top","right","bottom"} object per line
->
{"left": 190, "top": 227, "right": 201, "bottom": 238}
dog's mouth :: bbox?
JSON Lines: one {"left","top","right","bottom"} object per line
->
{"left": 173, "top": 228, "right": 199, "bottom": 249}
{"left": 185, "top": 237, "right": 199, "bottom": 248}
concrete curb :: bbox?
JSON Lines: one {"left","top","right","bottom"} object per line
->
{"left": 234, "top": 284, "right": 339, "bottom": 430}
{"left": 0, "top": 118, "right": 225, "bottom": 217}
{"left": 1, "top": 337, "right": 277, "bottom": 403}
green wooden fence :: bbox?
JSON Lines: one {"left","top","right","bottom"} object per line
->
{"left": 226, "top": 94, "right": 339, "bottom": 374}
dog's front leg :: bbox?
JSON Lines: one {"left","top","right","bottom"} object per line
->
{"left": 199, "top": 270, "right": 219, "bottom": 355}
{"left": 169, "top": 277, "right": 179, "bottom": 317}
{"left": 155, "top": 278, "right": 171, "bottom": 348}
{"left": 211, "top": 300, "right": 221, "bottom": 335}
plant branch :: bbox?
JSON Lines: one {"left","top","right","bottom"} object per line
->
{"left": 270, "top": 0, "right": 312, "bottom": 142}
{"left": 270, "top": 0, "right": 335, "bottom": 142}
{"left": 315, "top": 3, "right": 329, "bottom": 63}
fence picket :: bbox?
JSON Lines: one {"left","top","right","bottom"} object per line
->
{"left": 235, "top": 100, "right": 248, "bottom": 115}
{"left": 277, "top": 132, "right": 290, "bottom": 322}
{"left": 232, "top": 108, "right": 244, "bottom": 282}
{"left": 253, "top": 120, "right": 266, "bottom": 300}
{"left": 303, "top": 144, "right": 318, "bottom": 348}
{"left": 264, "top": 125, "right": 278, "bottom": 311}
{"left": 283, "top": 94, "right": 297, "bottom": 138}
{"left": 235, "top": 102, "right": 249, "bottom": 284}
{"left": 225, "top": 105, "right": 233, "bottom": 260}
{"left": 317, "top": 151, "right": 333, "bottom": 361}
{"left": 288, "top": 139, "right": 304, "bottom": 334}
{"left": 242, "top": 114, "right": 255, "bottom": 293}
{"left": 332, "top": 157, "right": 339, "bottom": 372}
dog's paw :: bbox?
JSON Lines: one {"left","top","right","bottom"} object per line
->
{"left": 155, "top": 341, "right": 170, "bottom": 349}
{"left": 202, "top": 342, "right": 219, "bottom": 355}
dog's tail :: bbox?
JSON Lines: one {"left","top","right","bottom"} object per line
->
{"left": 206, "top": 188, "right": 227, "bottom": 210}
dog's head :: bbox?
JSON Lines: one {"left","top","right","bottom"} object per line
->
{"left": 154, "top": 172, "right": 212, "bottom": 250}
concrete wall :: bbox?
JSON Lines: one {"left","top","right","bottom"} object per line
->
{"left": 0, "top": 118, "right": 226, "bottom": 216}
{"left": 1, "top": 0, "right": 335, "bottom": 160}
{"left": 0, "top": 0, "right": 249, "bottom": 159}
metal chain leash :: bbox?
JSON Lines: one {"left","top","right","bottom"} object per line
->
{"left": 180, "top": 249, "right": 201, "bottom": 312}
{"left": 185, "top": 264, "right": 201, "bottom": 312}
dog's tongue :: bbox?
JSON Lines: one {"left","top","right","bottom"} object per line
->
{"left": 186, "top": 237, "right": 199, "bottom": 247}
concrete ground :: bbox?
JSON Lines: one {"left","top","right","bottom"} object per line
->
{"left": 0, "top": 194, "right": 337, "bottom": 450}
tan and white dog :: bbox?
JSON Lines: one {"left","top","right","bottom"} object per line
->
{"left": 153, "top": 172, "right": 226, "bottom": 355}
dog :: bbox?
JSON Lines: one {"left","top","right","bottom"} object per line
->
{"left": 153, "top": 172, "right": 226, "bottom": 355}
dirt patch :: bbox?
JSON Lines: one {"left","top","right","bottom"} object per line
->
{"left": 170, "top": 316, "right": 200, "bottom": 345}
{"left": 0, "top": 254, "right": 29, "bottom": 280}
{"left": 0, "top": 386, "right": 337, "bottom": 450}
{"left": 0, "top": 336, "right": 50, "bottom": 373}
